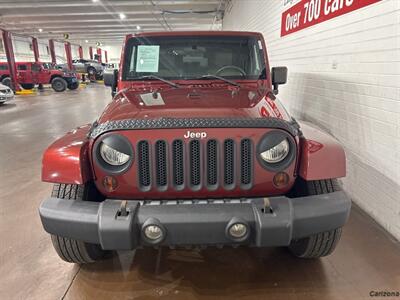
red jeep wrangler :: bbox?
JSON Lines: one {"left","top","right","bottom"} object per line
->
{"left": 0, "top": 62, "right": 79, "bottom": 92}
{"left": 39, "top": 31, "right": 351, "bottom": 264}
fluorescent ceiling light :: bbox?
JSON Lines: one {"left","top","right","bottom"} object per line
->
{"left": 119, "top": 13, "right": 126, "bottom": 20}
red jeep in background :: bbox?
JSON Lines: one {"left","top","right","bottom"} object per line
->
{"left": 0, "top": 62, "right": 79, "bottom": 92}
{"left": 39, "top": 31, "right": 351, "bottom": 264}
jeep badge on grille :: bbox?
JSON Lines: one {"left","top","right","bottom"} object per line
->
{"left": 184, "top": 131, "right": 207, "bottom": 139}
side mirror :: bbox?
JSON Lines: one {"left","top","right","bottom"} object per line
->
{"left": 271, "top": 67, "right": 288, "bottom": 95}
{"left": 103, "top": 68, "right": 118, "bottom": 96}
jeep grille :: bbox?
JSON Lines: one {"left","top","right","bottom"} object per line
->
{"left": 136, "top": 138, "right": 253, "bottom": 191}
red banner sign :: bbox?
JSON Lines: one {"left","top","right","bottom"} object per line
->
{"left": 281, "top": 0, "right": 381, "bottom": 37}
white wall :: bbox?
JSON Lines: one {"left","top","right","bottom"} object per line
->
{"left": 12, "top": 36, "right": 34, "bottom": 62}
{"left": 38, "top": 40, "right": 51, "bottom": 62}
{"left": 53, "top": 41, "right": 66, "bottom": 64}
{"left": 101, "top": 45, "right": 122, "bottom": 64}
{"left": 71, "top": 44, "right": 80, "bottom": 60}
{"left": 223, "top": 0, "right": 400, "bottom": 239}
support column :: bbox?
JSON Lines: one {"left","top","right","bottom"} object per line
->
{"left": 105, "top": 50, "right": 108, "bottom": 63}
{"left": 1, "top": 30, "right": 20, "bottom": 91}
{"left": 64, "top": 42, "right": 73, "bottom": 70}
{"left": 89, "top": 46, "right": 93, "bottom": 60}
{"left": 96, "top": 48, "right": 102, "bottom": 63}
{"left": 78, "top": 46, "right": 83, "bottom": 59}
{"left": 32, "top": 37, "right": 40, "bottom": 63}
{"left": 49, "top": 39, "right": 56, "bottom": 65}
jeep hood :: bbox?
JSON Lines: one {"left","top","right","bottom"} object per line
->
{"left": 98, "top": 85, "right": 291, "bottom": 123}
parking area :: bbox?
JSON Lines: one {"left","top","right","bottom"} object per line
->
{"left": 0, "top": 85, "right": 399, "bottom": 300}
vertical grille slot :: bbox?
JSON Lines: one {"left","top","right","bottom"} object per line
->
{"left": 189, "top": 140, "right": 201, "bottom": 187}
{"left": 207, "top": 140, "right": 218, "bottom": 187}
{"left": 172, "top": 140, "right": 184, "bottom": 187}
{"left": 155, "top": 140, "right": 167, "bottom": 187}
{"left": 137, "top": 141, "right": 151, "bottom": 188}
{"left": 240, "top": 139, "right": 252, "bottom": 187}
{"left": 224, "top": 139, "right": 235, "bottom": 187}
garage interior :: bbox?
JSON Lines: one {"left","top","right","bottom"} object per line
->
{"left": 0, "top": 0, "right": 399, "bottom": 299}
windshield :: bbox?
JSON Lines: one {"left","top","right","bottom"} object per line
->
{"left": 123, "top": 35, "right": 266, "bottom": 81}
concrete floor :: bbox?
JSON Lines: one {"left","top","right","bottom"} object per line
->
{"left": 0, "top": 84, "right": 399, "bottom": 300}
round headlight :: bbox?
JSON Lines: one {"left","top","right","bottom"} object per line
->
{"left": 100, "top": 142, "right": 130, "bottom": 166}
{"left": 260, "top": 138, "right": 289, "bottom": 163}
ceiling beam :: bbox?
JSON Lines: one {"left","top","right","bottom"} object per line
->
{"left": 0, "top": 3, "right": 221, "bottom": 16}
{"left": 0, "top": 0, "right": 221, "bottom": 9}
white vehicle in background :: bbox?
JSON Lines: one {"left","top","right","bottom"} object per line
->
{"left": 0, "top": 83, "right": 14, "bottom": 105}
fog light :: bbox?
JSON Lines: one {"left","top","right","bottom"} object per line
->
{"left": 273, "top": 172, "right": 289, "bottom": 188}
{"left": 144, "top": 225, "right": 163, "bottom": 240}
{"left": 229, "top": 223, "right": 248, "bottom": 238}
{"left": 102, "top": 175, "right": 118, "bottom": 192}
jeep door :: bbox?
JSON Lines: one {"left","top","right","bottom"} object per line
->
{"left": 37, "top": 63, "right": 52, "bottom": 83}
{"left": 16, "top": 64, "right": 30, "bottom": 83}
{"left": 31, "top": 63, "right": 45, "bottom": 83}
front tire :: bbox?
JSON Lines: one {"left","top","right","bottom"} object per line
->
{"left": 87, "top": 67, "right": 97, "bottom": 82}
{"left": 288, "top": 179, "right": 343, "bottom": 258}
{"left": 87, "top": 66, "right": 96, "bottom": 76}
{"left": 51, "top": 77, "right": 67, "bottom": 92}
{"left": 50, "top": 183, "right": 109, "bottom": 264}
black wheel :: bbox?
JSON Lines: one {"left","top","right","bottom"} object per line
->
{"left": 288, "top": 179, "right": 343, "bottom": 258}
{"left": 67, "top": 81, "right": 79, "bottom": 90}
{"left": 21, "top": 83, "right": 35, "bottom": 90}
{"left": 1, "top": 77, "right": 12, "bottom": 88}
{"left": 50, "top": 183, "right": 110, "bottom": 264}
{"left": 51, "top": 77, "right": 67, "bottom": 92}
{"left": 87, "top": 67, "right": 96, "bottom": 76}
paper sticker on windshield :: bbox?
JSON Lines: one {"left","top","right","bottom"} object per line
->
{"left": 136, "top": 45, "right": 160, "bottom": 72}
{"left": 140, "top": 92, "right": 165, "bottom": 106}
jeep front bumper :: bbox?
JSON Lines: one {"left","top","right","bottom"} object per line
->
{"left": 39, "top": 191, "right": 351, "bottom": 250}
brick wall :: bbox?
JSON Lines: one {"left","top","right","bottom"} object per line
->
{"left": 223, "top": 0, "right": 400, "bottom": 239}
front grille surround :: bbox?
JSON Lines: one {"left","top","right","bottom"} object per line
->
{"left": 136, "top": 138, "right": 254, "bottom": 192}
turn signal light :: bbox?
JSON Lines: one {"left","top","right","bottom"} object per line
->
{"left": 102, "top": 175, "right": 118, "bottom": 192}
{"left": 273, "top": 172, "right": 289, "bottom": 188}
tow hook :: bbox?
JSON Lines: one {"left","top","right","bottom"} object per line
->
{"left": 263, "top": 197, "right": 273, "bottom": 214}
{"left": 118, "top": 200, "right": 129, "bottom": 217}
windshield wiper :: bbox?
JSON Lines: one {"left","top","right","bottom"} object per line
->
{"left": 196, "top": 74, "right": 241, "bottom": 87}
{"left": 136, "top": 75, "right": 180, "bottom": 88}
